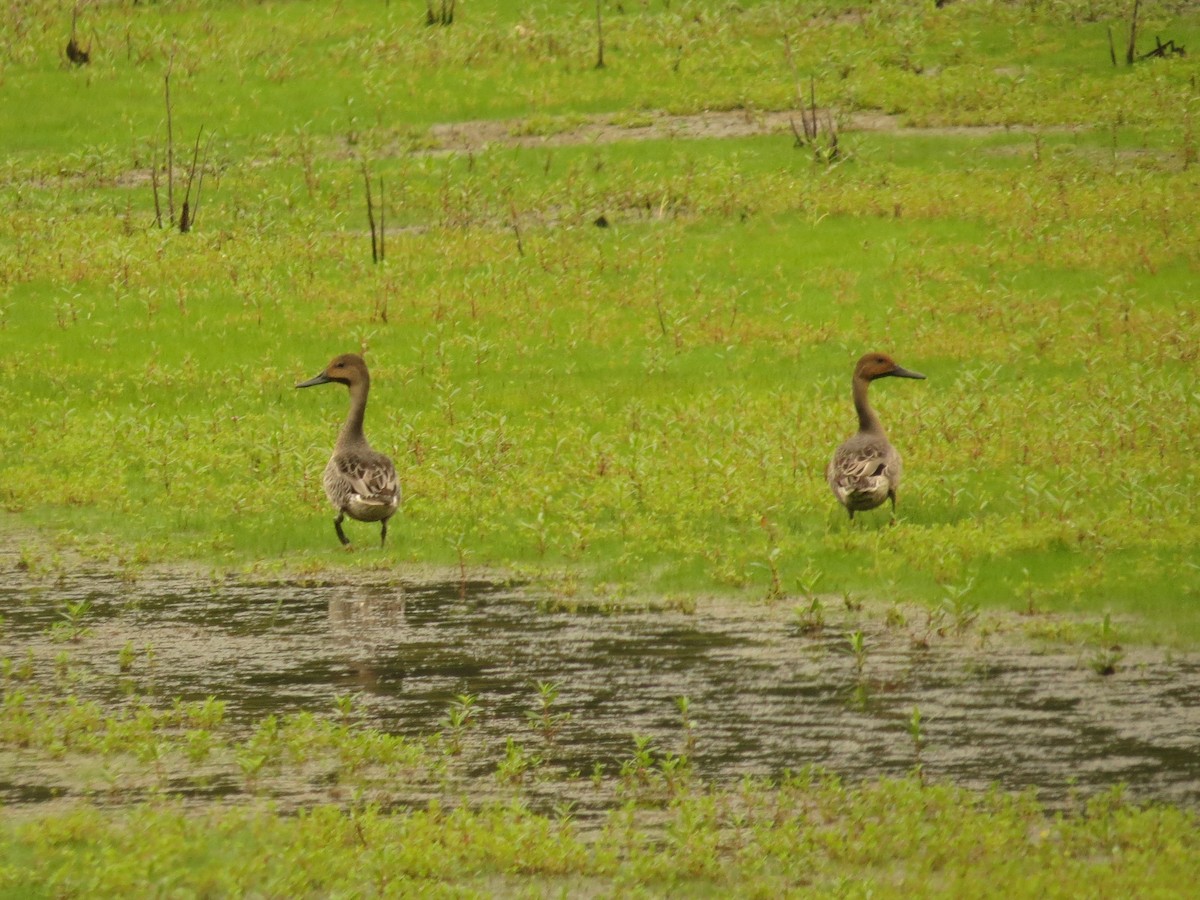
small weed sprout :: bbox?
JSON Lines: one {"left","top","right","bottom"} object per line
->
{"left": 333, "top": 693, "right": 358, "bottom": 722}
{"left": 48, "top": 600, "right": 92, "bottom": 643}
{"left": 526, "top": 680, "right": 573, "bottom": 744}
{"left": 940, "top": 578, "right": 979, "bottom": 634}
{"left": 757, "top": 516, "right": 785, "bottom": 602}
{"left": 117, "top": 640, "right": 135, "bottom": 673}
{"left": 619, "top": 734, "right": 656, "bottom": 792}
{"left": 442, "top": 692, "right": 478, "bottom": 755}
{"left": 793, "top": 565, "right": 825, "bottom": 632}
{"left": 1018, "top": 568, "right": 1041, "bottom": 616}
{"left": 1090, "top": 613, "right": 1125, "bottom": 676}
{"left": 909, "top": 705, "right": 926, "bottom": 784}
{"left": 677, "top": 696, "right": 697, "bottom": 757}
{"left": 847, "top": 630, "right": 868, "bottom": 681}
{"left": 794, "top": 597, "right": 825, "bottom": 633}
{"left": 496, "top": 737, "right": 542, "bottom": 786}
{"left": 447, "top": 532, "right": 471, "bottom": 599}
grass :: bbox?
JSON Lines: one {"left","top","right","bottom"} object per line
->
{"left": 0, "top": 2, "right": 1197, "bottom": 640}
{"left": 3, "top": 779, "right": 1197, "bottom": 896}
{"left": 2, "top": 668, "right": 1198, "bottom": 896}
{"left": 1, "top": 0, "right": 1199, "bottom": 889}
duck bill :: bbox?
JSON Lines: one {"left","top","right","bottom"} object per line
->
{"left": 890, "top": 366, "right": 926, "bottom": 380}
{"left": 295, "top": 372, "right": 332, "bottom": 389}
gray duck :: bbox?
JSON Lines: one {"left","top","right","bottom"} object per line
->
{"left": 297, "top": 353, "right": 400, "bottom": 547}
{"left": 827, "top": 352, "right": 925, "bottom": 521}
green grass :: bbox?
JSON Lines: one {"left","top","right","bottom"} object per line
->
{"left": 1, "top": 677, "right": 1197, "bottom": 896}
{"left": 1, "top": 1, "right": 1198, "bottom": 641}
{"left": 3, "top": 779, "right": 1197, "bottom": 897}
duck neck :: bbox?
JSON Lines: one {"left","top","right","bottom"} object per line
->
{"left": 336, "top": 379, "right": 370, "bottom": 449}
{"left": 853, "top": 375, "right": 885, "bottom": 436}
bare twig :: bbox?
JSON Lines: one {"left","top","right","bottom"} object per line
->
{"left": 595, "top": 0, "right": 606, "bottom": 69}
{"left": 362, "top": 161, "right": 378, "bottom": 264}
{"left": 1126, "top": 0, "right": 1140, "bottom": 66}
{"left": 377, "top": 175, "right": 385, "bottom": 263}
{"left": 508, "top": 200, "right": 524, "bottom": 257}
{"left": 426, "top": 0, "right": 454, "bottom": 26}
{"left": 179, "top": 126, "right": 212, "bottom": 233}
{"left": 165, "top": 50, "right": 176, "bottom": 227}
{"left": 150, "top": 142, "right": 163, "bottom": 228}
{"left": 1138, "top": 36, "right": 1186, "bottom": 60}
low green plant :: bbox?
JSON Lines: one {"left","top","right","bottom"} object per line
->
{"left": 525, "top": 680, "right": 572, "bottom": 744}
{"left": 940, "top": 578, "right": 980, "bottom": 634}
{"left": 1089, "top": 613, "right": 1125, "bottom": 676}
{"left": 47, "top": 600, "right": 92, "bottom": 644}
{"left": 442, "top": 693, "right": 478, "bottom": 755}
{"left": 496, "top": 737, "right": 542, "bottom": 786}
{"left": 909, "top": 705, "right": 927, "bottom": 784}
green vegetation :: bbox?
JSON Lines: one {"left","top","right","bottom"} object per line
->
{"left": 4, "top": 776, "right": 1196, "bottom": 897}
{"left": 1, "top": 0, "right": 1198, "bottom": 890}
{"left": 3, "top": 669, "right": 1198, "bottom": 896}
{"left": 2, "top": 0, "right": 1196, "bottom": 638}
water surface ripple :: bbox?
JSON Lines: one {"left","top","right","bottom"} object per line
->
{"left": 3, "top": 570, "right": 1198, "bottom": 810}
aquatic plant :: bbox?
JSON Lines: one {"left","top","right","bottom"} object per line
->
{"left": 524, "top": 680, "right": 572, "bottom": 745}
{"left": 441, "top": 692, "right": 478, "bottom": 756}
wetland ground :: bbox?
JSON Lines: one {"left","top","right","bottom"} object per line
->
{"left": 2, "top": 0, "right": 1199, "bottom": 893}
{"left": 4, "top": 563, "right": 1198, "bottom": 816}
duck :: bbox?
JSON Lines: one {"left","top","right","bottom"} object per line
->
{"left": 827, "top": 352, "right": 925, "bottom": 521}
{"left": 296, "top": 353, "right": 400, "bottom": 547}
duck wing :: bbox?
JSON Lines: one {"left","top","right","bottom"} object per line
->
{"left": 827, "top": 440, "right": 901, "bottom": 507}
{"left": 343, "top": 453, "right": 399, "bottom": 502}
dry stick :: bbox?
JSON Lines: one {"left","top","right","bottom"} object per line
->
{"left": 179, "top": 125, "right": 204, "bottom": 233}
{"left": 594, "top": 0, "right": 605, "bottom": 69}
{"left": 1126, "top": 0, "right": 1140, "bottom": 66}
{"left": 362, "top": 162, "right": 378, "bottom": 264}
{"left": 509, "top": 200, "right": 524, "bottom": 257}
{"left": 377, "top": 175, "right": 385, "bottom": 264}
{"left": 783, "top": 34, "right": 806, "bottom": 147}
{"left": 184, "top": 128, "right": 214, "bottom": 233}
{"left": 150, "top": 142, "right": 163, "bottom": 228}
{"left": 164, "top": 51, "right": 176, "bottom": 227}
{"left": 789, "top": 117, "right": 805, "bottom": 148}
{"left": 809, "top": 77, "right": 819, "bottom": 140}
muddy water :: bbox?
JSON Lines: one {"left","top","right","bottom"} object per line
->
{"left": 3, "top": 569, "right": 1199, "bottom": 810}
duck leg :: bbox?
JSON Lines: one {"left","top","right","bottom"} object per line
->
{"left": 380, "top": 516, "right": 391, "bottom": 548}
{"left": 888, "top": 490, "right": 897, "bottom": 524}
{"left": 333, "top": 512, "right": 351, "bottom": 546}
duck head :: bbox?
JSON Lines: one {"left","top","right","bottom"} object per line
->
{"left": 854, "top": 352, "right": 925, "bottom": 382}
{"left": 296, "top": 353, "right": 370, "bottom": 389}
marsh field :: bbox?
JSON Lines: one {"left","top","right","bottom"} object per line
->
{"left": 2, "top": 0, "right": 1199, "bottom": 894}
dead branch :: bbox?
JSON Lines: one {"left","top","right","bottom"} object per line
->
{"left": 179, "top": 126, "right": 211, "bottom": 233}
{"left": 595, "top": 0, "right": 606, "bottom": 69}
{"left": 165, "top": 50, "right": 176, "bottom": 227}
{"left": 362, "top": 161, "right": 379, "bottom": 264}
{"left": 1125, "top": 0, "right": 1140, "bottom": 65}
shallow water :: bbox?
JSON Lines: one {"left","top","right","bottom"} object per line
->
{"left": 3, "top": 567, "right": 1199, "bottom": 811}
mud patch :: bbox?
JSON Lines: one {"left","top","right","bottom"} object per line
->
{"left": 421, "top": 108, "right": 1065, "bottom": 154}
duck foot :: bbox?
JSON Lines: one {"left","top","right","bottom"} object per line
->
{"left": 334, "top": 513, "right": 351, "bottom": 547}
